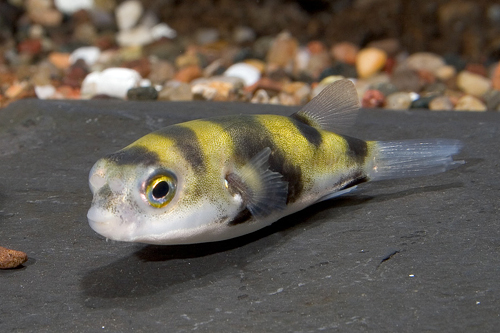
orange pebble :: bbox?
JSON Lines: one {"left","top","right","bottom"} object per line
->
{"left": 49, "top": 52, "right": 71, "bottom": 70}
{"left": 174, "top": 65, "right": 203, "bottom": 83}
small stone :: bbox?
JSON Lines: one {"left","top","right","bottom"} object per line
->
{"left": 224, "top": 62, "right": 261, "bottom": 86}
{"left": 429, "top": 96, "right": 454, "bottom": 111}
{"left": 266, "top": 31, "right": 298, "bottom": 71}
{"left": 406, "top": 52, "right": 446, "bottom": 74}
{"left": 81, "top": 67, "right": 142, "bottom": 99}
{"left": 356, "top": 47, "right": 387, "bottom": 79}
{"left": 69, "top": 46, "right": 101, "bottom": 67}
{"left": 330, "top": 42, "right": 358, "bottom": 65}
{"left": 34, "top": 84, "right": 56, "bottom": 99}
{"left": 243, "top": 59, "right": 266, "bottom": 73}
{"left": 0, "top": 246, "right": 28, "bottom": 269}
{"left": 465, "top": 63, "right": 488, "bottom": 77}
{"left": 411, "top": 95, "right": 435, "bottom": 109}
{"left": 483, "top": 90, "right": 500, "bottom": 110}
{"left": 27, "top": 0, "right": 63, "bottom": 27}
{"left": 63, "top": 59, "right": 89, "bottom": 87}
{"left": 362, "top": 89, "right": 385, "bottom": 108}
{"left": 116, "top": 25, "right": 154, "bottom": 47}
{"left": 18, "top": 39, "right": 42, "bottom": 56}
{"left": 456, "top": 71, "right": 491, "bottom": 97}
{"left": 491, "top": 62, "right": 500, "bottom": 91}
{"left": 151, "top": 23, "right": 177, "bottom": 40}
{"left": 158, "top": 81, "right": 193, "bottom": 101}
{"left": 123, "top": 57, "right": 151, "bottom": 78}
{"left": 233, "top": 26, "right": 256, "bottom": 44}
{"left": 54, "top": 0, "right": 93, "bottom": 14}
{"left": 305, "top": 49, "right": 331, "bottom": 80}
{"left": 148, "top": 59, "right": 175, "bottom": 85}
{"left": 455, "top": 95, "right": 487, "bottom": 111}
{"left": 385, "top": 92, "right": 413, "bottom": 110}
{"left": 251, "top": 89, "right": 271, "bottom": 104}
{"left": 48, "top": 52, "right": 71, "bottom": 70}
{"left": 369, "top": 82, "right": 398, "bottom": 97}
{"left": 282, "top": 82, "right": 311, "bottom": 105}
{"left": 116, "top": 0, "right": 143, "bottom": 31}
{"left": 5, "top": 82, "right": 29, "bottom": 99}
{"left": 191, "top": 76, "right": 244, "bottom": 101}
{"left": 435, "top": 65, "right": 456, "bottom": 81}
{"left": 391, "top": 68, "right": 422, "bottom": 92}
{"left": 175, "top": 49, "right": 200, "bottom": 69}
{"left": 174, "top": 65, "right": 202, "bottom": 83}
{"left": 127, "top": 86, "right": 158, "bottom": 100}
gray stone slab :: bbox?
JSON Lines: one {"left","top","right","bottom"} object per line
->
{"left": 0, "top": 99, "right": 499, "bottom": 332}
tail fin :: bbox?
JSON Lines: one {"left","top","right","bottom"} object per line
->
{"left": 366, "top": 139, "right": 464, "bottom": 181}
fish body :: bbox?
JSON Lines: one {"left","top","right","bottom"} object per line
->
{"left": 88, "top": 80, "right": 462, "bottom": 245}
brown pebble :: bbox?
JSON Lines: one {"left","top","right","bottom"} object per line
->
{"left": 0, "top": 246, "right": 28, "bottom": 269}
{"left": 492, "top": 62, "right": 500, "bottom": 91}
{"left": 174, "top": 65, "right": 203, "bottom": 83}
{"left": 362, "top": 89, "right": 385, "bottom": 108}
{"left": 330, "top": 42, "right": 359, "bottom": 65}
{"left": 18, "top": 39, "right": 42, "bottom": 55}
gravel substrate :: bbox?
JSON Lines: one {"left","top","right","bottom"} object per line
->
{"left": 1, "top": 0, "right": 500, "bottom": 111}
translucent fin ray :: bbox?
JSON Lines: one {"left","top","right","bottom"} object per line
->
{"left": 226, "top": 147, "right": 288, "bottom": 218}
{"left": 367, "top": 139, "right": 464, "bottom": 181}
{"left": 291, "top": 79, "right": 360, "bottom": 133}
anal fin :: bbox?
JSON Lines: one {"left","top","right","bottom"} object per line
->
{"left": 226, "top": 147, "right": 288, "bottom": 219}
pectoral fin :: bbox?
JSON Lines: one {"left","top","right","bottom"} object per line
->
{"left": 226, "top": 147, "right": 288, "bottom": 218}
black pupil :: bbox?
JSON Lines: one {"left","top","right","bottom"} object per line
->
{"left": 152, "top": 181, "right": 169, "bottom": 199}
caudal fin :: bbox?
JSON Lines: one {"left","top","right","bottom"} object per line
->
{"left": 366, "top": 139, "right": 464, "bottom": 181}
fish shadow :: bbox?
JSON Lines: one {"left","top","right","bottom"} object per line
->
{"left": 80, "top": 181, "right": 463, "bottom": 310}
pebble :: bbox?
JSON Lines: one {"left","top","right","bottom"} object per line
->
{"left": 367, "top": 38, "right": 401, "bottom": 56}
{"left": 116, "top": 0, "right": 143, "bottom": 31}
{"left": 195, "top": 28, "right": 220, "bottom": 45}
{"left": 158, "top": 81, "right": 193, "bottom": 101}
{"left": 148, "top": 59, "right": 176, "bottom": 85}
{"left": 48, "top": 52, "right": 71, "bottom": 70}
{"left": 483, "top": 90, "right": 500, "bottom": 111}
{"left": 54, "top": 0, "right": 93, "bottom": 14}
{"left": 491, "top": 62, "right": 500, "bottom": 91}
{"left": 251, "top": 89, "right": 271, "bottom": 104}
{"left": 391, "top": 68, "right": 422, "bottom": 92}
{"left": 81, "top": 67, "right": 142, "bottom": 99}
{"left": 456, "top": 71, "right": 491, "bottom": 97}
{"left": 435, "top": 65, "right": 456, "bottom": 81}
{"left": 429, "top": 96, "right": 454, "bottom": 111}
{"left": 411, "top": 95, "right": 435, "bottom": 109}
{"left": 266, "top": 31, "right": 298, "bottom": 71}
{"left": 127, "top": 86, "right": 158, "bottom": 101}
{"left": 224, "top": 62, "right": 261, "bottom": 86}
{"left": 406, "top": 52, "right": 446, "bottom": 74}
{"left": 70, "top": 46, "right": 101, "bottom": 67}
{"left": 151, "top": 23, "right": 177, "bottom": 40}
{"left": 35, "top": 84, "right": 56, "bottom": 99}
{"left": 282, "top": 82, "right": 311, "bottom": 105}
{"left": 233, "top": 26, "right": 256, "bottom": 44}
{"left": 362, "top": 89, "right": 385, "bottom": 108}
{"left": 330, "top": 42, "right": 358, "bottom": 65}
{"left": 356, "top": 47, "right": 387, "bottom": 79}
{"left": 0, "top": 246, "right": 28, "bottom": 269}
{"left": 311, "top": 75, "right": 345, "bottom": 97}
{"left": 191, "top": 76, "right": 244, "bottom": 101}
{"left": 174, "top": 65, "right": 202, "bottom": 83}
{"left": 454, "top": 95, "right": 487, "bottom": 111}
{"left": 385, "top": 92, "right": 413, "bottom": 110}
{"left": 369, "top": 82, "right": 398, "bottom": 97}
{"left": 116, "top": 26, "right": 154, "bottom": 47}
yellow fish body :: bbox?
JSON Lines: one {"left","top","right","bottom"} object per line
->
{"left": 87, "top": 80, "right": 462, "bottom": 244}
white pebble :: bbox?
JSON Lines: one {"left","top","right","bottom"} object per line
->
{"left": 35, "top": 85, "right": 56, "bottom": 99}
{"left": 81, "top": 68, "right": 142, "bottom": 99}
{"left": 69, "top": 46, "right": 101, "bottom": 66}
{"left": 54, "top": 0, "right": 93, "bottom": 14}
{"left": 116, "top": 0, "right": 143, "bottom": 31}
{"left": 116, "top": 25, "right": 154, "bottom": 47}
{"left": 151, "top": 23, "right": 177, "bottom": 40}
{"left": 224, "top": 63, "right": 261, "bottom": 86}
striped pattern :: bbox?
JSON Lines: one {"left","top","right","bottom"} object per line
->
{"left": 105, "top": 114, "right": 371, "bottom": 215}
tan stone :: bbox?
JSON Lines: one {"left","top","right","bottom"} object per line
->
{"left": 356, "top": 48, "right": 387, "bottom": 79}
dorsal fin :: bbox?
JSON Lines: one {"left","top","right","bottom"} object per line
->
{"left": 225, "top": 147, "right": 288, "bottom": 219}
{"left": 291, "top": 79, "right": 360, "bottom": 133}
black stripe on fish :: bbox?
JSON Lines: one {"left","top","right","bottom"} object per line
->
{"left": 106, "top": 146, "right": 160, "bottom": 166}
{"left": 156, "top": 125, "right": 206, "bottom": 172}
{"left": 341, "top": 135, "right": 368, "bottom": 164}
{"left": 208, "top": 115, "right": 304, "bottom": 205}
{"left": 289, "top": 117, "right": 322, "bottom": 147}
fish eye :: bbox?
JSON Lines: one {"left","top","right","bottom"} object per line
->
{"left": 144, "top": 174, "right": 176, "bottom": 208}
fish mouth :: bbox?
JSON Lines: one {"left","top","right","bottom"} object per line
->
{"left": 87, "top": 207, "right": 132, "bottom": 242}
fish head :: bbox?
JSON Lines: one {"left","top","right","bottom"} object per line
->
{"left": 87, "top": 141, "right": 242, "bottom": 245}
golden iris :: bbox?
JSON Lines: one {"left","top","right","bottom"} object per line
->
{"left": 145, "top": 174, "right": 176, "bottom": 208}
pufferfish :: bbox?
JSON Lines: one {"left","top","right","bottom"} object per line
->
{"left": 87, "top": 79, "right": 462, "bottom": 245}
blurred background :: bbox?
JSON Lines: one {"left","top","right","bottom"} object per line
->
{"left": 1, "top": 0, "right": 500, "bottom": 109}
